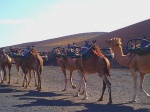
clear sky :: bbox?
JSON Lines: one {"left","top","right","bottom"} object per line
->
{"left": 0, "top": 0, "right": 149, "bottom": 47}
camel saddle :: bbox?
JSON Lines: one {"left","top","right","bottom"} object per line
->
{"left": 127, "top": 38, "right": 150, "bottom": 55}
{"left": 11, "top": 52, "right": 31, "bottom": 60}
{"left": 52, "top": 47, "right": 65, "bottom": 58}
{"left": 66, "top": 41, "right": 96, "bottom": 59}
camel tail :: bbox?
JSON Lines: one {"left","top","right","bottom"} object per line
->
{"left": 93, "top": 45, "right": 111, "bottom": 77}
{"left": 103, "top": 57, "right": 111, "bottom": 77}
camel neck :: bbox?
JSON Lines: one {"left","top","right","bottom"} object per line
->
{"left": 112, "top": 45, "right": 129, "bottom": 66}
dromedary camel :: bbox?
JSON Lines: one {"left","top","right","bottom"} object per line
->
{"left": 10, "top": 47, "right": 37, "bottom": 86}
{"left": 108, "top": 37, "right": 150, "bottom": 102}
{"left": 10, "top": 47, "right": 43, "bottom": 91}
{"left": 52, "top": 47, "right": 77, "bottom": 91}
{"left": 0, "top": 48, "right": 12, "bottom": 84}
{"left": 72, "top": 41, "right": 112, "bottom": 104}
{"left": 21, "top": 47, "right": 43, "bottom": 91}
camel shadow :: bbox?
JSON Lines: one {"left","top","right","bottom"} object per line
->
{"left": 13, "top": 90, "right": 62, "bottom": 97}
{"left": 1, "top": 84, "right": 149, "bottom": 112}
{"left": 0, "top": 84, "right": 32, "bottom": 93}
{"left": 13, "top": 90, "right": 150, "bottom": 112}
{"left": 75, "top": 102, "right": 150, "bottom": 112}
{"left": 0, "top": 84, "right": 15, "bottom": 93}
{"left": 13, "top": 90, "right": 78, "bottom": 107}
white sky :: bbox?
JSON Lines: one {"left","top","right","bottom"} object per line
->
{"left": 0, "top": 0, "right": 150, "bottom": 47}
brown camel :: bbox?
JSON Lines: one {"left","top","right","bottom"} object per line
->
{"left": 20, "top": 47, "right": 43, "bottom": 91}
{"left": 10, "top": 47, "right": 43, "bottom": 91}
{"left": 10, "top": 47, "right": 37, "bottom": 86}
{"left": 53, "top": 47, "right": 77, "bottom": 91}
{"left": 0, "top": 48, "right": 12, "bottom": 84}
{"left": 108, "top": 37, "right": 150, "bottom": 102}
{"left": 73, "top": 41, "right": 112, "bottom": 104}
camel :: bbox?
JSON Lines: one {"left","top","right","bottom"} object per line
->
{"left": 52, "top": 47, "right": 77, "bottom": 91}
{"left": 0, "top": 48, "right": 12, "bottom": 84}
{"left": 72, "top": 41, "right": 112, "bottom": 104}
{"left": 38, "top": 51, "right": 48, "bottom": 62}
{"left": 21, "top": 47, "right": 43, "bottom": 91}
{"left": 107, "top": 37, "right": 150, "bottom": 102}
{"left": 9, "top": 47, "right": 37, "bottom": 86}
{"left": 10, "top": 47, "right": 43, "bottom": 90}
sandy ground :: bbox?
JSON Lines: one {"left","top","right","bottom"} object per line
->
{"left": 0, "top": 65, "right": 150, "bottom": 112}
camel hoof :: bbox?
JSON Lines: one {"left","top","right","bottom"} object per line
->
{"left": 38, "top": 89, "right": 41, "bottom": 91}
{"left": 62, "top": 89, "right": 67, "bottom": 91}
{"left": 98, "top": 98, "right": 103, "bottom": 102}
{"left": 24, "top": 86, "right": 29, "bottom": 89}
{"left": 147, "top": 95, "right": 150, "bottom": 98}
{"left": 129, "top": 100, "right": 136, "bottom": 103}
{"left": 83, "top": 97, "right": 89, "bottom": 100}
{"left": 74, "top": 93, "right": 79, "bottom": 97}
{"left": 80, "top": 91, "right": 84, "bottom": 95}
{"left": 107, "top": 101, "right": 112, "bottom": 104}
{"left": 15, "top": 80, "right": 19, "bottom": 84}
{"left": 72, "top": 85, "right": 77, "bottom": 89}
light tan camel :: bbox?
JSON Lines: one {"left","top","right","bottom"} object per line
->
{"left": 56, "top": 57, "right": 77, "bottom": 91}
{"left": 10, "top": 47, "right": 37, "bottom": 86}
{"left": 74, "top": 43, "right": 112, "bottom": 104}
{"left": 53, "top": 47, "right": 77, "bottom": 91}
{"left": 0, "top": 48, "right": 12, "bottom": 84}
{"left": 20, "top": 47, "right": 43, "bottom": 91}
{"left": 108, "top": 37, "right": 150, "bottom": 102}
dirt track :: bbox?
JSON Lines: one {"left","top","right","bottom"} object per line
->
{"left": 0, "top": 65, "right": 150, "bottom": 112}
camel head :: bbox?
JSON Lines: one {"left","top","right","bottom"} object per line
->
{"left": 107, "top": 38, "right": 122, "bottom": 49}
{"left": 52, "top": 47, "right": 66, "bottom": 57}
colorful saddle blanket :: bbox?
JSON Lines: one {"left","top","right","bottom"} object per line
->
{"left": 11, "top": 51, "right": 31, "bottom": 60}
{"left": 67, "top": 44, "right": 94, "bottom": 59}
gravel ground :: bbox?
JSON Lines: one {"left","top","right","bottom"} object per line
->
{"left": 0, "top": 65, "right": 150, "bottom": 112}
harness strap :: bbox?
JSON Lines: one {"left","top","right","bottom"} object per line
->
{"left": 126, "top": 53, "right": 136, "bottom": 66}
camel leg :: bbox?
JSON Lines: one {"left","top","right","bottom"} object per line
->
{"left": 100, "top": 75, "right": 112, "bottom": 104}
{"left": 76, "top": 70, "right": 88, "bottom": 100}
{"left": 61, "top": 67, "right": 67, "bottom": 91}
{"left": 16, "top": 65, "right": 22, "bottom": 84}
{"left": 79, "top": 78, "right": 85, "bottom": 95}
{"left": 98, "top": 81, "right": 106, "bottom": 101}
{"left": 0, "top": 69, "right": 3, "bottom": 82}
{"left": 28, "top": 70, "right": 32, "bottom": 86}
{"left": 22, "top": 74, "right": 28, "bottom": 88}
{"left": 33, "top": 71, "right": 37, "bottom": 86}
{"left": 36, "top": 72, "right": 41, "bottom": 91}
{"left": 75, "top": 70, "right": 83, "bottom": 97}
{"left": 1, "top": 67, "right": 6, "bottom": 83}
{"left": 25, "top": 74, "right": 28, "bottom": 88}
{"left": 22, "top": 75, "right": 25, "bottom": 87}
{"left": 130, "top": 69, "right": 137, "bottom": 102}
{"left": 82, "top": 75, "right": 88, "bottom": 100}
{"left": 69, "top": 70, "right": 76, "bottom": 89}
{"left": 8, "top": 64, "right": 11, "bottom": 84}
{"left": 22, "top": 68, "right": 28, "bottom": 88}
{"left": 139, "top": 73, "right": 150, "bottom": 97}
